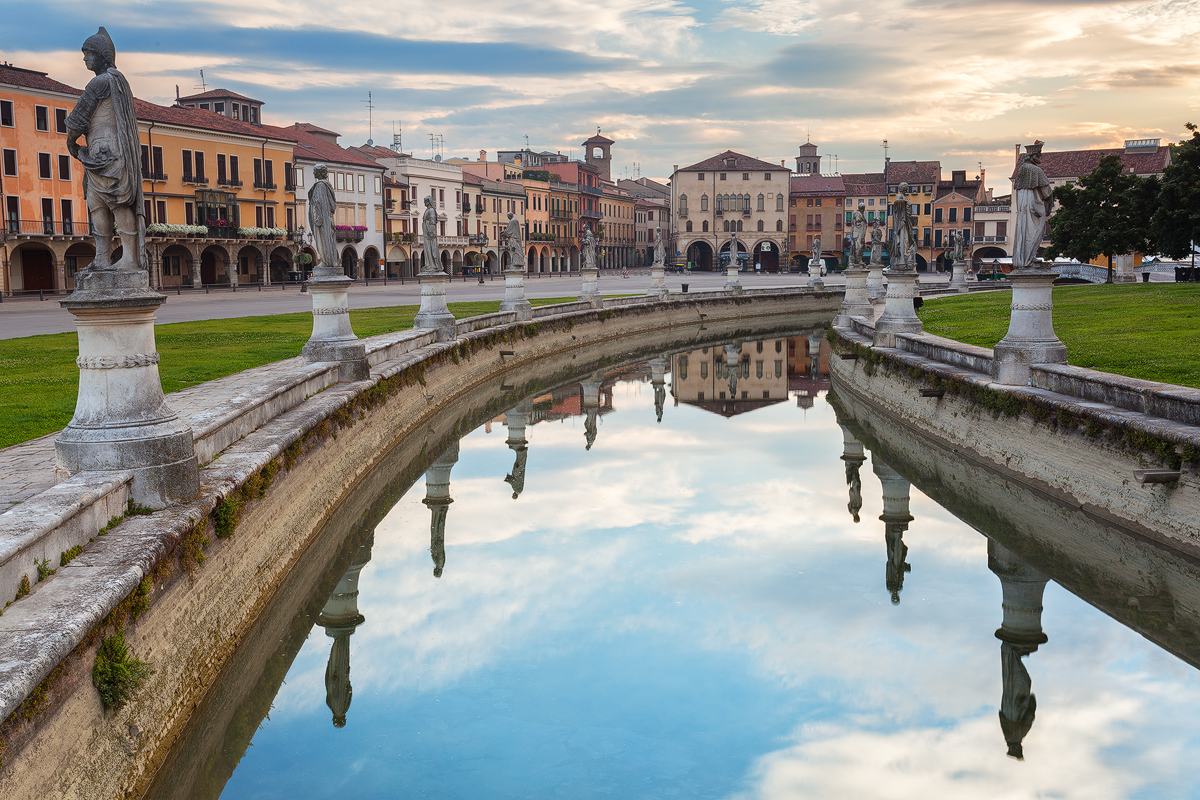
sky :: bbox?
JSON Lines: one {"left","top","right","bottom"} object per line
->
{"left": 4, "top": 0, "right": 1200, "bottom": 194}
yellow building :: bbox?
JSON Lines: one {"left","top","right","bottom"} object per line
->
{"left": 885, "top": 159, "right": 941, "bottom": 271}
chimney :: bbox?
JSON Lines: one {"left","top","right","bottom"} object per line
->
{"left": 673, "top": 164, "right": 678, "bottom": 174}
{"left": 1015, "top": 144, "right": 1021, "bottom": 167}
{"left": 479, "top": 149, "right": 487, "bottom": 162}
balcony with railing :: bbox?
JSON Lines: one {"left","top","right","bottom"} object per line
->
{"left": 461, "top": 202, "right": 471, "bottom": 213}
{"left": 142, "top": 171, "right": 168, "bottom": 182}
{"left": 579, "top": 207, "right": 601, "bottom": 220}
{"left": 335, "top": 227, "right": 365, "bottom": 243}
{"left": 217, "top": 177, "right": 243, "bottom": 188}
{"left": 182, "top": 174, "right": 209, "bottom": 186}
{"left": 551, "top": 209, "right": 574, "bottom": 221}
{"left": 4, "top": 219, "right": 94, "bottom": 237}
{"left": 253, "top": 180, "right": 277, "bottom": 190}
{"left": 284, "top": 181, "right": 296, "bottom": 192}
{"left": 468, "top": 233, "right": 489, "bottom": 246}
{"left": 475, "top": 203, "right": 485, "bottom": 214}
{"left": 580, "top": 184, "right": 602, "bottom": 196}
{"left": 977, "top": 235, "right": 1007, "bottom": 243}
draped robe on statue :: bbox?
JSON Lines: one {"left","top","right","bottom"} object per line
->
{"left": 1012, "top": 160, "right": 1052, "bottom": 268}
{"left": 307, "top": 178, "right": 338, "bottom": 274}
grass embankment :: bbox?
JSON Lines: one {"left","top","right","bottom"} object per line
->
{"left": 0, "top": 298, "right": 576, "bottom": 450}
{"left": 918, "top": 283, "right": 1200, "bottom": 388}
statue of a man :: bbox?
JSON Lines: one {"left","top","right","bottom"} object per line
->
{"left": 870, "top": 224, "right": 884, "bottom": 265}
{"left": 307, "top": 164, "right": 338, "bottom": 275}
{"left": 812, "top": 235, "right": 822, "bottom": 273}
{"left": 1012, "top": 141, "right": 1052, "bottom": 269}
{"left": 953, "top": 228, "right": 966, "bottom": 262}
{"left": 653, "top": 226, "right": 666, "bottom": 266}
{"left": 581, "top": 225, "right": 596, "bottom": 270}
{"left": 851, "top": 200, "right": 867, "bottom": 266}
{"left": 501, "top": 210, "right": 523, "bottom": 269}
{"left": 890, "top": 183, "right": 916, "bottom": 269}
{"left": 421, "top": 196, "right": 440, "bottom": 273}
{"left": 728, "top": 232, "right": 739, "bottom": 268}
{"left": 65, "top": 27, "right": 144, "bottom": 273}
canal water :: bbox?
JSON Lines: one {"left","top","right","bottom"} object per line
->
{"left": 146, "top": 333, "right": 1200, "bottom": 799}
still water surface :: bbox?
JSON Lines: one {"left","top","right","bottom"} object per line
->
{"left": 153, "top": 335, "right": 1200, "bottom": 799}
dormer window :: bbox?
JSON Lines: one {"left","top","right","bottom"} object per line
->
{"left": 215, "top": 102, "right": 225, "bottom": 114}
{"left": 199, "top": 103, "right": 209, "bottom": 111}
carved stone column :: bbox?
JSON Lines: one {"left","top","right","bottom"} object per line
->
{"left": 415, "top": 265, "right": 456, "bottom": 341}
{"left": 807, "top": 259, "right": 824, "bottom": 291}
{"left": 949, "top": 257, "right": 969, "bottom": 292}
{"left": 990, "top": 269, "right": 1066, "bottom": 385}
{"left": 872, "top": 264, "right": 922, "bottom": 347}
{"left": 504, "top": 399, "right": 531, "bottom": 499}
{"left": 500, "top": 258, "right": 532, "bottom": 321}
{"left": 834, "top": 261, "right": 872, "bottom": 325}
{"left": 302, "top": 271, "right": 369, "bottom": 382}
{"left": 317, "top": 535, "right": 372, "bottom": 728}
{"left": 579, "top": 265, "right": 601, "bottom": 307}
{"left": 866, "top": 255, "right": 885, "bottom": 301}
{"left": 872, "top": 459, "right": 913, "bottom": 604}
{"left": 56, "top": 270, "right": 198, "bottom": 508}
{"left": 423, "top": 441, "right": 459, "bottom": 578}
{"left": 988, "top": 539, "right": 1049, "bottom": 760}
{"left": 724, "top": 250, "right": 743, "bottom": 294}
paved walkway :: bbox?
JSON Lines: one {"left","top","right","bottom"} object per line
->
{"left": 0, "top": 271, "right": 884, "bottom": 339}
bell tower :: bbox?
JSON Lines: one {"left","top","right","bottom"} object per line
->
{"left": 583, "top": 128, "right": 614, "bottom": 182}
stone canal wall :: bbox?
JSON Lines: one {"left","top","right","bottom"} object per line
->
{"left": 830, "top": 318, "right": 1200, "bottom": 557}
{"left": 0, "top": 287, "right": 841, "bottom": 800}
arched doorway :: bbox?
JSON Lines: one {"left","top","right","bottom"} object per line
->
{"left": 686, "top": 241, "right": 713, "bottom": 271}
{"left": 363, "top": 246, "right": 381, "bottom": 279}
{"left": 270, "top": 246, "right": 293, "bottom": 283}
{"left": 720, "top": 239, "right": 747, "bottom": 271}
{"left": 914, "top": 253, "right": 928, "bottom": 272}
{"left": 527, "top": 247, "right": 538, "bottom": 273}
{"left": 753, "top": 240, "right": 779, "bottom": 272}
{"left": 237, "top": 245, "right": 262, "bottom": 284}
{"left": 540, "top": 247, "right": 549, "bottom": 274}
{"left": 160, "top": 244, "right": 192, "bottom": 288}
{"left": 12, "top": 243, "right": 55, "bottom": 291}
{"left": 972, "top": 245, "right": 1008, "bottom": 269}
{"left": 200, "top": 245, "right": 229, "bottom": 285}
{"left": 502, "top": 250, "right": 511, "bottom": 270}
{"left": 63, "top": 242, "right": 96, "bottom": 290}
{"left": 569, "top": 246, "right": 579, "bottom": 271}
{"left": 387, "top": 245, "right": 408, "bottom": 278}
{"left": 484, "top": 251, "right": 496, "bottom": 273}
{"left": 451, "top": 250, "right": 463, "bottom": 275}
{"left": 439, "top": 250, "right": 449, "bottom": 273}
{"left": 342, "top": 247, "right": 358, "bottom": 278}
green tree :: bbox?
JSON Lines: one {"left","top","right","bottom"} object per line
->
{"left": 1151, "top": 123, "right": 1200, "bottom": 260}
{"left": 1046, "top": 154, "right": 1148, "bottom": 283}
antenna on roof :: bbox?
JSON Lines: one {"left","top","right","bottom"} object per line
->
{"left": 363, "top": 91, "right": 375, "bottom": 146}
{"left": 524, "top": 134, "right": 530, "bottom": 148}
{"left": 194, "top": 69, "right": 207, "bottom": 93}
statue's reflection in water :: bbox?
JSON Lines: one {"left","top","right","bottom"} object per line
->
{"left": 579, "top": 371, "right": 604, "bottom": 450}
{"left": 504, "top": 399, "right": 531, "bottom": 499}
{"left": 650, "top": 355, "right": 668, "bottom": 423}
{"left": 872, "top": 459, "right": 913, "bottom": 604}
{"left": 423, "top": 441, "right": 459, "bottom": 578}
{"left": 988, "top": 539, "right": 1049, "bottom": 759}
{"left": 317, "top": 535, "right": 372, "bottom": 728}
{"left": 839, "top": 424, "right": 866, "bottom": 523}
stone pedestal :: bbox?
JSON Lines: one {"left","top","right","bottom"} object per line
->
{"left": 1112, "top": 253, "right": 1137, "bottom": 283}
{"left": 866, "top": 261, "right": 885, "bottom": 300}
{"left": 423, "top": 441, "right": 459, "bottom": 578}
{"left": 990, "top": 268, "right": 1066, "bottom": 386}
{"left": 988, "top": 539, "right": 1048, "bottom": 760}
{"left": 499, "top": 266, "right": 533, "bottom": 321}
{"left": 55, "top": 269, "right": 198, "bottom": 508}
{"left": 807, "top": 262, "right": 824, "bottom": 291}
{"left": 872, "top": 267, "right": 923, "bottom": 347}
{"left": 648, "top": 264, "right": 668, "bottom": 299}
{"left": 724, "top": 262, "right": 743, "bottom": 294}
{"left": 302, "top": 275, "right": 369, "bottom": 382}
{"left": 414, "top": 270, "right": 456, "bottom": 341}
{"left": 833, "top": 264, "right": 873, "bottom": 325}
{"left": 579, "top": 268, "right": 602, "bottom": 307}
{"left": 873, "top": 459, "right": 913, "bottom": 605}
{"left": 317, "top": 535, "right": 372, "bottom": 728}
{"left": 949, "top": 258, "right": 969, "bottom": 292}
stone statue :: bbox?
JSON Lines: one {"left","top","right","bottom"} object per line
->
{"left": 65, "top": 27, "right": 144, "bottom": 273}
{"left": 850, "top": 200, "right": 867, "bottom": 266}
{"left": 728, "top": 232, "right": 739, "bottom": 266}
{"left": 582, "top": 225, "right": 596, "bottom": 270}
{"left": 885, "top": 522, "right": 911, "bottom": 604}
{"left": 812, "top": 235, "right": 822, "bottom": 272}
{"left": 501, "top": 210, "right": 524, "bottom": 268}
{"left": 890, "top": 183, "right": 916, "bottom": 269}
{"left": 953, "top": 228, "right": 967, "bottom": 262}
{"left": 846, "top": 462, "right": 863, "bottom": 523}
{"left": 307, "top": 164, "right": 338, "bottom": 274}
{"left": 653, "top": 225, "right": 665, "bottom": 266}
{"left": 1012, "top": 141, "right": 1052, "bottom": 269}
{"left": 421, "top": 196, "right": 440, "bottom": 273}
{"left": 870, "top": 224, "right": 884, "bottom": 265}
{"left": 1000, "top": 642, "right": 1038, "bottom": 759}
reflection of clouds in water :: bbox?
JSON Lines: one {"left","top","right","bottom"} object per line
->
{"left": 731, "top": 696, "right": 1150, "bottom": 800}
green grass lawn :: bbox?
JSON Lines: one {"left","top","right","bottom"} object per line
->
{"left": 919, "top": 283, "right": 1200, "bottom": 388}
{"left": 0, "top": 298, "right": 578, "bottom": 450}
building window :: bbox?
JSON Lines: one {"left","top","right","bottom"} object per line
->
{"left": 374, "top": 175, "right": 381, "bottom": 194}
{"left": 923, "top": 203, "right": 931, "bottom": 216}
{"left": 776, "top": 219, "right": 783, "bottom": 231}
{"left": 5, "top": 196, "right": 18, "bottom": 230}
{"left": 182, "top": 150, "right": 193, "bottom": 181}
{"left": 195, "top": 151, "right": 205, "bottom": 181}
{"left": 60, "top": 199, "right": 73, "bottom": 232}
{"left": 358, "top": 174, "right": 366, "bottom": 193}
{"left": 806, "top": 198, "right": 813, "bottom": 207}
{"left": 700, "top": 194, "right": 708, "bottom": 211}
{"left": 230, "top": 155, "right": 240, "bottom": 183}
{"left": 58, "top": 154, "right": 70, "bottom": 180}
{"left": 41, "top": 197, "right": 54, "bottom": 231}
{"left": 949, "top": 207, "right": 957, "bottom": 223}
{"left": 0, "top": 100, "right": 13, "bottom": 127}
{"left": 963, "top": 207, "right": 972, "bottom": 222}
{"left": 266, "top": 206, "right": 275, "bottom": 228}
{"left": 698, "top": 172, "right": 704, "bottom": 180}
{"left": 720, "top": 173, "right": 727, "bottom": 181}
{"left": 776, "top": 195, "right": 784, "bottom": 211}
{"left": 38, "top": 152, "right": 52, "bottom": 179}
{"left": 757, "top": 193, "right": 765, "bottom": 211}
{"left": 702, "top": 220, "right": 708, "bottom": 232}
{"left": 686, "top": 220, "right": 693, "bottom": 232}
{"left": 156, "top": 200, "right": 167, "bottom": 223}
{"left": 35, "top": 105, "right": 49, "bottom": 131}
{"left": 185, "top": 201, "right": 194, "bottom": 225}
{"left": 757, "top": 220, "right": 764, "bottom": 231}
{"left": 935, "top": 229, "right": 943, "bottom": 248}
{"left": 934, "top": 207, "right": 943, "bottom": 223}
{"left": 336, "top": 172, "right": 345, "bottom": 191}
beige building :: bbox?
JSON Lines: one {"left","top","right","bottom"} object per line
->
{"left": 671, "top": 150, "right": 791, "bottom": 272}
{"left": 671, "top": 340, "right": 790, "bottom": 415}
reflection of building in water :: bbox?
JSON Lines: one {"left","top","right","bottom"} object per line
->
{"left": 579, "top": 371, "right": 606, "bottom": 450}
{"left": 504, "top": 399, "right": 531, "bottom": 499}
{"left": 787, "top": 330, "right": 831, "bottom": 408}
{"left": 650, "top": 355, "right": 669, "bottom": 423}
{"left": 671, "top": 339, "right": 789, "bottom": 416}
{"left": 872, "top": 458, "right": 913, "bottom": 604}
{"left": 317, "top": 535, "right": 372, "bottom": 728}
{"left": 988, "top": 538, "right": 1049, "bottom": 760}
{"left": 840, "top": 424, "right": 867, "bottom": 522}
{"left": 423, "top": 441, "right": 459, "bottom": 578}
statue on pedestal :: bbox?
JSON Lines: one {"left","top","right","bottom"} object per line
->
{"left": 582, "top": 225, "right": 596, "bottom": 270}
{"left": 812, "top": 235, "right": 822, "bottom": 271}
{"left": 421, "top": 196, "right": 440, "bottom": 274}
{"left": 870, "top": 224, "right": 883, "bottom": 265}
{"left": 653, "top": 226, "right": 666, "bottom": 266}
{"left": 66, "top": 27, "right": 144, "bottom": 273}
{"left": 1012, "top": 142, "right": 1052, "bottom": 269}
{"left": 890, "top": 183, "right": 916, "bottom": 270}
{"left": 952, "top": 227, "right": 966, "bottom": 263}
{"left": 850, "top": 200, "right": 867, "bottom": 266}
{"left": 307, "top": 165, "right": 338, "bottom": 274}
{"left": 501, "top": 211, "right": 524, "bottom": 268}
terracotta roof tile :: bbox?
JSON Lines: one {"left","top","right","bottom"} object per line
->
{"left": 349, "top": 143, "right": 401, "bottom": 160}
{"left": 1015, "top": 147, "right": 1171, "bottom": 180}
{"left": 844, "top": 182, "right": 886, "bottom": 197}
{"left": 583, "top": 132, "right": 614, "bottom": 145}
{"left": 885, "top": 160, "right": 941, "bottom": 185}
{"left": 289, "top": 122, "right": 340, "bottom": 138}
{"left": 935, "top": 180, "right": 980, "bottom": 201}
{"left": 267, "top": 124, "right": 381, "bottom": 169}
{"left": 136, "top": 99, "right": 295, "bottom": 141}
{"left": 0, "top": 64, "right": 82, "bottom": 95}
{"left": 678, "top": 150, "right": 786, "bottom": 173}
{"left": 178, "top": 88, "right": 262, "bottom": 104}
{"left": 789, "top": 174, "right": 844, "bottom": 195}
